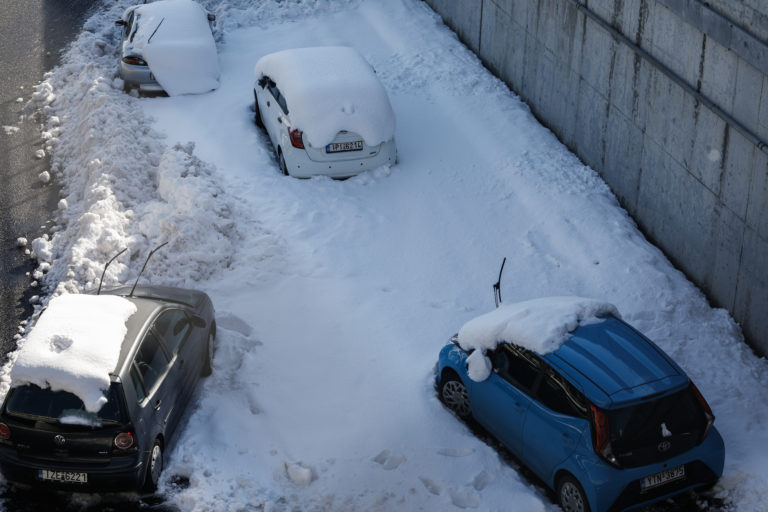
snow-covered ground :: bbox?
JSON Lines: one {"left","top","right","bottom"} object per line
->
{"left": 3, "top": 0, "right": 768, "bottom": 510}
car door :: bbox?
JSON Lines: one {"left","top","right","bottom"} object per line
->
{"left": 132, "top": 329, "right": 178, "bottom": 439}
{"left": 521, "top": 366, "right": 589, "bottom": 481}
{"left": 258, "top": 78, "right": 287, "bottom": 150}
{"left": 152, "top": 309, "right": 199, "bottom": 409}
{"left": 469, "top": 345, "right": 541, "bottom": 455}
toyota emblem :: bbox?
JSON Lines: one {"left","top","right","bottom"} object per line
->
{"left": 657, "top": 440, "right": 671, "bottom": 453}
{"left": 53, "top": 435, "right": 66, "bottom": 447}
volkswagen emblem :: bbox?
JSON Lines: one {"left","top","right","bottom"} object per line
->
{"left": 657, "top": 440, "right": 671, "bottom": 453}
{"left": 53, "top": 435, "right": 66, "bottom": 447}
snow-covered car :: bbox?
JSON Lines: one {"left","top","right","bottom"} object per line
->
{"left": 436, "top": 297, "right": 724, "bottom": 512}
{"left": 116, "top": 0, "right": 219, "bottom": 95}
{"left": 0, "top": 286, "right": 216, "bottom": 491}
{"left": 253, "top": 46, "right": 397, "bottom": 178}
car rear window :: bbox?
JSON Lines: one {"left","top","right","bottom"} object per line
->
{"left": 4, "top": 382, "right": 126, "bottom": 426}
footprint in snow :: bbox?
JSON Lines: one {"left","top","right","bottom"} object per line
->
{"left": 437, "top": 448, "right": 474, "bottom": 457}
{"left": 470, "top": 470, "right": 493, "bottom": 491}
{"left": 373, "top": 449, "right": 406, "bottom": 470}
{"left": 280, "top": 461, "right": 316, "bottom": 487}
{"left": 449, "top": 488, "right": 480, "bottom": 509}
{"left": 418, "top": 476, "right": 442, "bottom": 495}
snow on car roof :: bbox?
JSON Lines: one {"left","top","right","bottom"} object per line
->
{"left": 458, "top": 297, "right": 620, "bottom": 381}
{"left": 10, "top": 294, "right": 137, "bottom": 412}
{"left": 254, "top": 46, "right": 396, "bottom": 148}
{"left": 125, "top": 0, "right": 219, "bottom": 95}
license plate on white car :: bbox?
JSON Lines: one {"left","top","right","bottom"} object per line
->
{"left": 39, "top": 469, "right": 88, "bottom": 483}
{"left": 326, "top": 141, "right": 363, "bottom": 153}
{"left": 641, "top": 465, "right": 684, "bottom": 492}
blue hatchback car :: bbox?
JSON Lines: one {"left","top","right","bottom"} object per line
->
{"left": 436, "top": 314, "right": 724, "bottom": 512}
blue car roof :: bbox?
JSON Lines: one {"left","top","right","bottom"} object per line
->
{"left": 543, "top": 317, "right": 689, "bottom": 409}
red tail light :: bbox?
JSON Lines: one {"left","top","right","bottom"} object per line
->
{"left": 114, "top": 432, "right": 134, "bottom": 450}
{"left": 590, "top": 405, "right": 620, "bottom": 467}
{"left": 690, "top": 381, "right": 715, "bottom": 440}
{"left": 0, "top": 423, "right": 10, "bottom": 440}
{"left": 122, "top": 55, "right": 147, "bottom": 66}
{"left": 289, "top": 128, "right": 304, "bottom": 149}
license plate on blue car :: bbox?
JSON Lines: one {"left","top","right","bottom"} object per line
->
{"left": 641, "top": 465, "right": 684, "bottom": 492}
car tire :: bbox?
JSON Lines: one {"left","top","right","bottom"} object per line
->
{"left": 144, "top": 439, "right": 163, "bottom": 492}
{"left": 557, "top": 474, "right": 590, "bottom": 512}
{"left": 439, "top": 372, "right": 472, "bottom": 420}
{"left": 278, "top": 150, "right": 289, "bottom": 176}
{"left": 201, "top": 330, "right": 214, "bottom": 377}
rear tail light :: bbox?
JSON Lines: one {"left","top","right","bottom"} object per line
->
{"left": 114, "top": 432, "right": 134, "bottom": 450}
{"left": 590, "top": 405, "right": 620, "bottom": 468}
{"left": 289, "top": 128, "right": 305, "bottom": 149}
{"left": 122, "top": 55, "right": 147, "bottom": 66}
{"left": 0, "top": 423, "right": 10, "bottom": 440}
{"left": 690, "top": 381, "right": 715, "bottom": 440}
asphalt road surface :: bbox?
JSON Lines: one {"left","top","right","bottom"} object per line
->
{"left": 0, "top": 0, "right": 96, "bottom": 360}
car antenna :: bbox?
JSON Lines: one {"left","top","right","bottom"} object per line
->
{"left": 147, "top": 17, "right": 164, "bottom": 44}
{"left": 129, "top": 242, "right": 168, "bottom": 297}
{"left": 97, "top": 248, "right": 127, "bottom": 295}
{"left": 493, "top": 257, "right": 507, "bottom": 308}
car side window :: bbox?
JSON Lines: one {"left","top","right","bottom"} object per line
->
{"left": 133, "top": 330, "right": 170, "bottom": 395}
{"left": 537, "top": 367, "right": 588, "bottom": 417}
{"left": 494, "top": 345, "right": 540, "bottom": 393}
{"left": 124, "top": 12, "right": 134, "bottom": 38}
{"left": 153, "top": 309, "right": 190, "bottom": 356}
{"left": 130, "top": 364, "right": 146, "bottom": 403}
{"left": 268, "top": 81, "right": 289, "bottom": 114}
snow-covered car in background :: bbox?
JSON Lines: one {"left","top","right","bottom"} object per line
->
{"left": 436, "top": 297, "right": 724, "bottom": 512}
{"left": 253, "top": 46, "right": 397, "bottom": 178}
{"left": 116, "top": 0, "right": 219, "bottom": 95}
{"left": 0, "top": 286, "right": 216, "bottom": 491}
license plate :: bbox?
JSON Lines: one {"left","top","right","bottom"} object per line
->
{"left": 641, "top": 465, "right": 684, "bottom": 492}
{"left": 326, "top": 140, "right": 363, "bottom": 153}
{"left": 39, "top": 469, "right": 88, "bottom": 483}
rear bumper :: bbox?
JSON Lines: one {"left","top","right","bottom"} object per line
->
{"left": 119, "top": 61, "right": 162, "bottom": 92}
{"left": 285, "top": 138, "right": 397, "bottom": 178}
{"left": 0, "top": 447, "right": 145, "bottom": 491}
{"left": 578, "top": 427, "right": 725, "bottom": 512}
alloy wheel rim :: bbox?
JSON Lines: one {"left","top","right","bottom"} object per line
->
{"left": 442, "top": 380, "right": 470, "bottom": 417}
{"left": 560, "top": 481, "right": 585, "bottom": 512}
{"left": 150, "top": 444, "right": 162, "bottom": 485}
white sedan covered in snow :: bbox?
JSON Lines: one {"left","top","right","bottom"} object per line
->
{"left": 116, "top": 0, "right": 219, "bottom": 95}
{"left": 253, "top": 46, "right": 397, "bottom": 178}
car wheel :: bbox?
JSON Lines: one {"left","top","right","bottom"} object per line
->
{"left": 439, "top": 372, "right": 472, "bottom": 419}
{"left": 278, "top": 150, "right": 289, "bottom": 176}
{"left": 201, "top": 330, "right": 214, "bottom": 377}
{"left": 557, "top": 475, "right": 590, "bottom": 512}
{"left": 144, "top": 439, "right": 163, "bottom": 492}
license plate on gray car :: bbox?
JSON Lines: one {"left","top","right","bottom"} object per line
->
{"left": 326, "top": 141, "right": 363, "bottom": 153}
{"left": 39, "top": 469, "right": 88, "bottom": 483}
{"left": 641, "top": 465, "right": 684, "bottom": 492}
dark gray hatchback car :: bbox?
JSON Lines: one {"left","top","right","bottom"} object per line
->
{"left": 0, "top": 285, "right": 216, "bottom": 492}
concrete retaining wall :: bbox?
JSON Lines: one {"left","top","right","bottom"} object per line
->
{"left": 424, "top": 0, "right": 768, "bottom": 354}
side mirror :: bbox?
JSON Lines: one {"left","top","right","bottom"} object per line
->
{"left": 115, "top": 19, "right": 127, "bottom": 27}
{"left": 189, "top": 315, "right": 207, "bottom": 329}
{"left": 207, "top": 13, "right": 216, "bottom": 22}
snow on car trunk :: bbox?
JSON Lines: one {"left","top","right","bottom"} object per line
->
{"left": 9, "top": 294, "right": 137, "bottom": 412}
{"left": 254, "top": 46, "right": 395, "bottom": 147}
{"left": 458, "top": 297, "right": 620, "bottom": 381}
{"left": 127, "top": 0, "right": 219, "bottom": 95}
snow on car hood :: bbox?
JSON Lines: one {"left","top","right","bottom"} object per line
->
{"left": 10, "top": 294, "right": 137, "bottom": 412}
{"left": 254, "top": 46, "right": 395, "bottom": 148}
{"left": 124, "top": 0, "right": 219, "bottom": 96}
{"left": 458, "top": 297, "right": 620, "bottom": 381}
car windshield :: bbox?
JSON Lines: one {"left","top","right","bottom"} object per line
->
{"left": 4, "top": 383, "right": 126, "bottom": 427}
{"left": 607, "top": 385, "right": 705, "bottom": 445}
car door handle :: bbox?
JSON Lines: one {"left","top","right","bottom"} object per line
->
{"left": 154, "top": 399, "right": 162, "bottom": 411}
{"left": 277, "top": 116, "right": 282, "bottom": 123}
{"left": 266, "top": 100, "right": 271, "bottom": 107}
